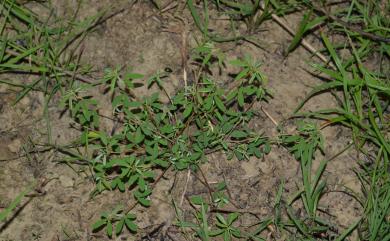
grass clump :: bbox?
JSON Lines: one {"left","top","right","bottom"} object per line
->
{"left": 290, "top": 1, "right": 390, "bottom": 240}
{"left": 187, "top": 0, "right": 389, "bottom": 240}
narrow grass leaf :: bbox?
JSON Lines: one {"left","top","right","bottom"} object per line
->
{"left": 231, "top": 130, "right": 248, "bottom": 139}
{"left": 321, "top": 33, "right": 351, "bottom": 112}
{"left": 5, "top": 45, "right": 43, "bottom": 65}
{"left": 4, "top": 0, "right": 35, "bottom": 25}
{"left": 252, "top": 218, "right": 272, "bottom": 236}
{"left": 311, "top": 159, "right": 328, "bottom": 195}
{"left": 201, "top": 203, "right": 210, "bottom": 241}
{"left": 0, "top": 182, "right": 34, "bottom": 221}
{"left": 334, "top": 218, "right": 361, "bottom": 241}
{"left": 0, "top": 39, "right": 7, "bottom": 63}
{"left": 294, "top": 81, "right": 344, "bottom": 113}
{"left": 0, "top": 63, "right": 48, "bottom": 72}
{"left": 368, "top": 107, "right": 390, "bottom": 153}
{"left": 287, "top": 10, "right": 312, "bottom": 54}
{"left": 187, "top": 0, "right": 206, "bottom": 36}
{"left": 13, "top": 78, "right": 41, "bottom": 104}
{"left": 286, "top": 206, "right": 309, "bottom": 237}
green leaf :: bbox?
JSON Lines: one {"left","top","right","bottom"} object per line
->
{"left": 183, "top": 103, "right": 193, "bottom": 119}
{"left": 125, "top": 218, "right": 138, "bottom": 232}
{"left": 234, "top": 150, "right": 244, "bottom": 160}
{"left": 160, "top": 125, "right": 174, "bottom": 134}
{"left": 209, "top": 229, "right": 224, "bottom": 236}
{"left": 216, "top": 213, "right": 227, "bottom": 225}
{"left": 226, "top": 89, "right": 237, "bottom": 102}
{"left": 223, "top": 231, "right": 231, "bottom": 241}
{"left": 231, "top": 130, "right": 248, "bottom": 139}
{"left": 141, "top": 123, "right": 153, "bottom": 136}
{"left": 214, "top": 96, "right": 226, "bottom": 112}
{"left": 190, "top": 151, "right": 202, "bottom": 161}
{"left": 227, "top": 213, "right": 239, "bottom": 224}
{"left": 133, "top": 127, "right": 145, "bottom": 144}
{"left": 0, "top": 182, "right": 34, "bottom": 222}
{"left": 91, "top": 219, "right": 106, "bottom": 231}
{"left": 126, "top": 213, "right": 137, "bottom": 220}
{"left": 143, "top": 171, "right": 155, "bottom": 180}
{"left": 254, "top": 148, "right": 262, "bottom": 158}
{"left": 187, "top": 0, "right": 207, "bottom": 36}
{"left": 264, "top": 143, "right": 271, "bottom": 154}
{"left": 286, "top": 10, "right": 312, "bottom": 54}
{"left": 118, "top": 180, "right": 125, "bottom": 192}
{"left": 136, "top": 196, "right": 151, "bottom": 207}
{"left": 115, "top": 219, "right": 125, "bottom": 235}
{"left": 237, "top": 88, "right": 244, "bottom": 107}
{"left": 125, "top": 72, "right": 144, "bottom": 80}
{"left": 190, "top": 195, "right": 204, "bottom": 205}
{"left": 203, "top": 96, "right": 214, "bottom": 111}
{"left": 153, "top": 159, "right": 169, "bottom": 168}
{"left": 106, "top": 221, "right": 113, "bottom": 237}
{"left": 230, "top": 59, "right": 246, "bottom": 67}
{"left": 128, "top": 101, "right": 142, "bottom": 108}
{"left": 128, "top": 174, "right": 139, "bottom": 187}
{"left": 235, "top": 69, "right": 249, "bottom": 81}
{"left": 138, "top": 178, "right": 146, "bottom": 191}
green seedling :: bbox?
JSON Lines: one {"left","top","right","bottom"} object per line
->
{"left": 211, "top": 181, "right": 229, "bottom": 207}
{"left": 92, "top": 206, "right": 137, "bottom": 238}
{"left": 286, "top": 9, "right": 326, "bottom": 55}
{"left": 0, "top": 182, "right": 35, "bottom": 222}
{"left": 210, "top": 213, "right": 241, "bottom": 241}
{"left": 176, "top": 196, "right": 211, "bottom": 241}
{"left": 281, "top": 121, "right": 330, "bottom": 237}
{"left": 192, "top": 41, "right": 225, "bottom": 70}
{"left": 228, "top": 54, "right": 270, "bottom": 108}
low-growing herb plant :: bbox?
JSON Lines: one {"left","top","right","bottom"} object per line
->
{"left": 57, "top": 50, "right": 272, "bottom": 237}
{"left": 92, "top": 205, "right": 138, "bottom": 238}
{"left": 210, "top": 212, "right": 241, "bottom": 241}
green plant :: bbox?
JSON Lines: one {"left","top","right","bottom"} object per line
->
{"left": 192, "top": 41, "right": 225, "bottom": 71}
{"left": 91, "top": 205, "right": 137, "bottom": 238}
{"left": 211, "top": 181, "right": 229, "bottom": 207}
{"left": 356, "top": 148, "right": 390, "bottom": 241}
{"left": 293, "top": 30, "right": 389, "bottom": 241}
{"left": 210, "top": 213, "right": 241, "bottom": 241}
{"left": 0, "top": 0, "right": 108, "bottom": 145}
{"left": 175, "top": 191, "right": 275, "bottom": 241}
{"left": 290, "top": 1, "right": 390, "bottom": 239}
{"left": 187, "top": 0, "right": 251, "bottom": 43}
{"left": 61, "top": 51, "right": 271, "bottom": 237}
{"left": 0, "top": 1, "right": 104, "bottom": 101}
{"left": 0, "top": 182, "right": 34, "bottom": 222}
{"left": 281, "top": 121, "right": 331, "bottom": 237}
{"left": 2, "top": 1, "right": 388, "bottom": 240}
{"left": 177, "top": 196, "right": 212, "bottom": 241}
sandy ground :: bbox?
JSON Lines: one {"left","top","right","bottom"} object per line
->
{"left": 0, "top": 1, "right": 362, "bottom": 240}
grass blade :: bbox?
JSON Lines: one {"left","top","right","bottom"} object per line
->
{"left": 0, "top": 182, "right": 35, "bottom": 222}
